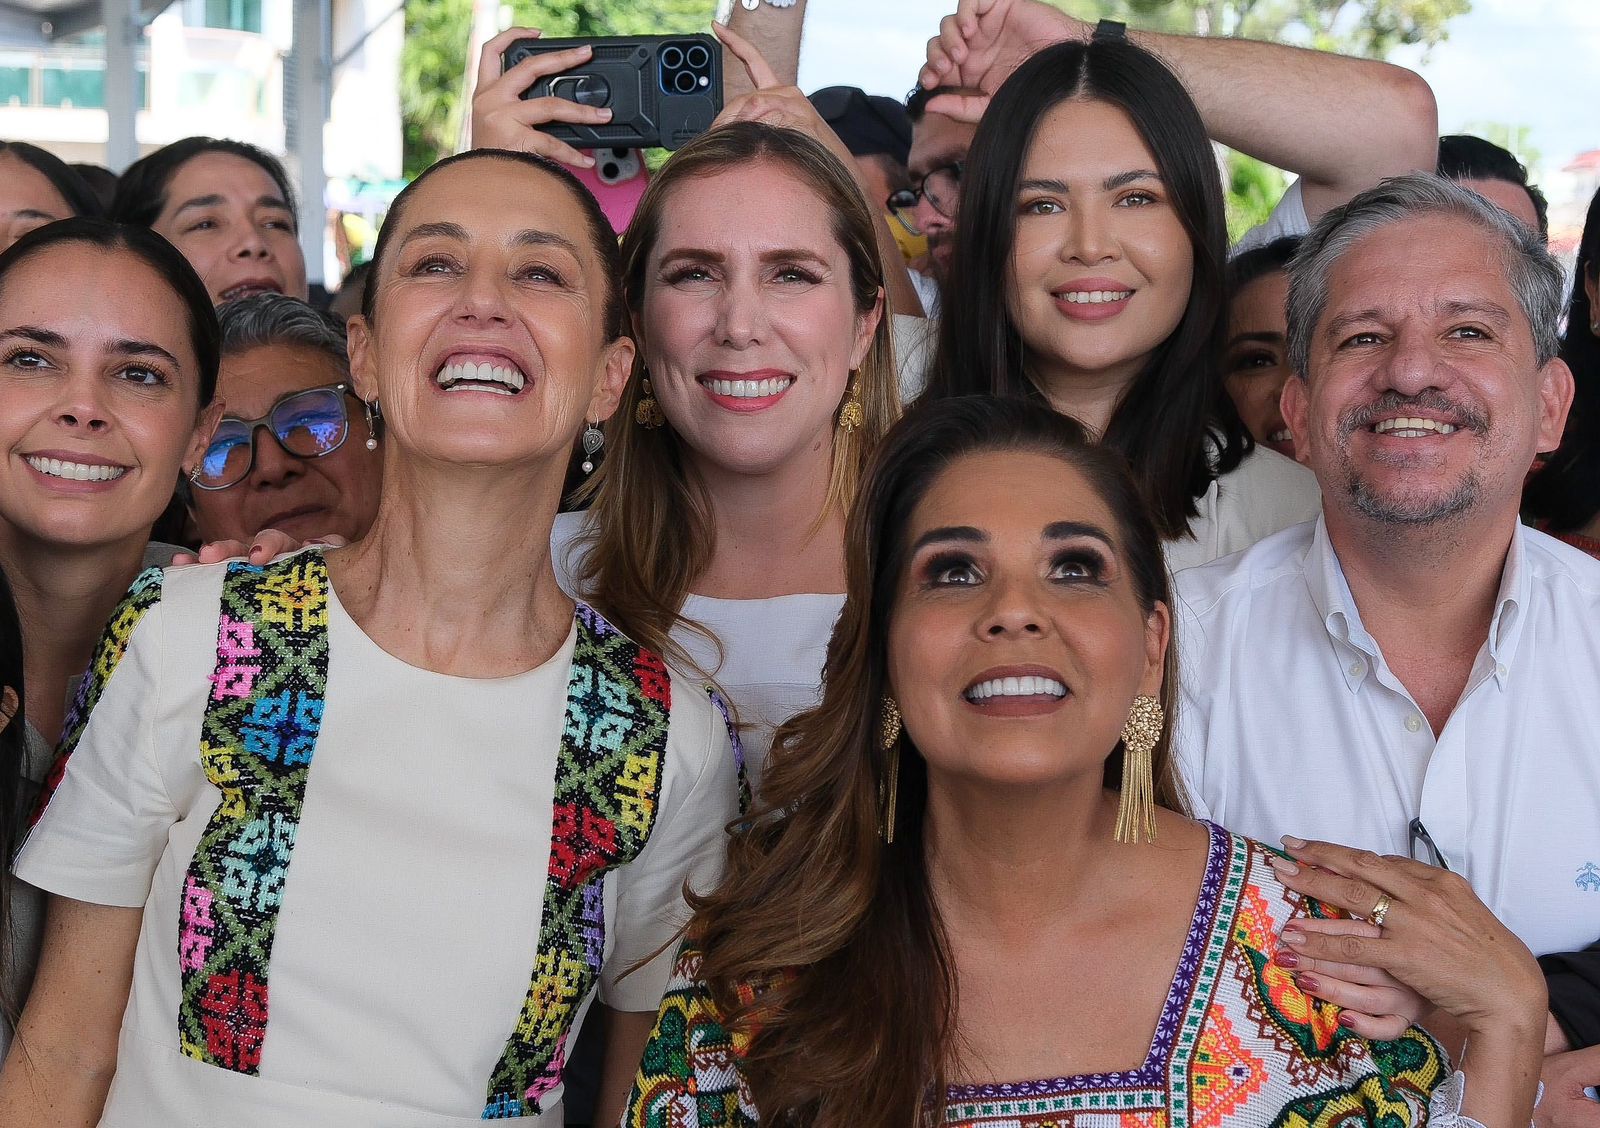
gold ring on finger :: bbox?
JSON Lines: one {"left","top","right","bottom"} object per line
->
{"left": 1369, "top": 893, "right": 1391, "bottom": 928}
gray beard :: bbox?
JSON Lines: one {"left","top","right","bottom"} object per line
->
{"left": 1345, "top": 467, "right": 1482, "bottom": 526}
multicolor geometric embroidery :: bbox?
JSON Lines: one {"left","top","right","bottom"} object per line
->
{"left": 30, "top": 566, "right": 165, "bottom": 825}
{"left": 482, "top": 602, "right": 672, "bottom": 1118}
{"left": 178, "top": 555, "right": 330, "bottom": 1074}
{"left": 625, "top": 827, "right": 1450, "bottom": 1128}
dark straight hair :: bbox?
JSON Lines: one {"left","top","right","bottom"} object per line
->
{"left": 0, "top": 141, "right": 104, "bottom": 219}
{"left": 0, "top": 218, "right": 221, "bottom": 405}
{"left": 111, "top": 136, "right": 298, "bottom": 231}
{"left": 1524, "top": 184, "right": 1600, "bottom": 532}
{"left": 0, "top": 563, "right": 24, "bottom": 1030}
{"left": 923, "top": 39, "right": 1248, "bottom": 541}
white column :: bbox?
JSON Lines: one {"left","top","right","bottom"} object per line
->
{"left": 293, "top": 0, "right": 330, "bottom": 287}
{"left": 102, "top": 0, "right": 140, "bottom": 170}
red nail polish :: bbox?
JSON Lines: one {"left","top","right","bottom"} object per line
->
{"left": 1337, "top": 1012, "right": 1356, "bottom": 1028}
{"left": 1274, "top": 949, "right": 1299, "bottom": 968}
{"left": 1281, "top": 929, "right": 1304, "bottom": 946}
{"left": 1296, "top": 973, "right": 1320, "bottom": 992}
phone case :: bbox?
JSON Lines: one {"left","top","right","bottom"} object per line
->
{"left": 502, "top": 34, "right": 723, "bottom": 152}
{"left": 572, "top": 148, "right": 650, "bottom": 233}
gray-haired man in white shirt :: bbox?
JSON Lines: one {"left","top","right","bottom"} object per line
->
{"left": 1174, "top": 176, "right": 1600, "bottom": 1063}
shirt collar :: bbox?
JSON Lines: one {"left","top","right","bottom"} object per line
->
{"left": 1304, "top": 515, "right": 1528, "bottom": 691}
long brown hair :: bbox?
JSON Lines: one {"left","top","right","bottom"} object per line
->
{"left": 689, "top": 396, "right": 1185, "bottom": 1126}
{"left": 573, "top": 121, "right": 899, "bottom": 671}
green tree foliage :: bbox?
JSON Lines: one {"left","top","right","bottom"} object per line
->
{"left": 402, "top": 0, "right": 714, "bottom": 175}
{"left": 1064, "top": 0, "right": 1470, "bottom": 57}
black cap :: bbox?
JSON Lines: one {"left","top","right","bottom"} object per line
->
{"left": 808, "top": 85, "right": 913, "bottom": 166}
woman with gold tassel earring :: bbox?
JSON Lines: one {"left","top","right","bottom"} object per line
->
{"left": 625, "top": 397, "right": 1544, "bottom": 1128}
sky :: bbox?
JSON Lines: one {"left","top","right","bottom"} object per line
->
{"left": 795, "top": 0, "right": 1599, "bottom": 184}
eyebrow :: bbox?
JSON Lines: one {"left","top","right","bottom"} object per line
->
{"left": 1226, "top": 330, "right": 1284, "bottom": 348}
{"left": 1018, "top": 169, "right": 1163, "bottom": 195}
{"left": 0, "top": 325, "right": 181, "bottom": 366}
{"left": 656, "top": 247, "right": 832, "bottom": 267}
{"left": 513, "top": 228, "right": 582, "bottom": 257}
{"left": 1322, "top": 299, "right": 1515, "bottom": 340}
{"left": 11, "top": 208, "right": 60, "bottom": 222}
{"left": 911, "top": 521, "right": 1116, "bottom": 553}
{"left": 172, "top": 193, "right": 291, "bottom": 218}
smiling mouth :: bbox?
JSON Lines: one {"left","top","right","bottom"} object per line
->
{"left": 1269, "top": 428, "right": 1292, "bottom": 443}
{"left": 219, "top": 281, "right": 282, "bottom": 302}
{"left": 1371, "top": 417, "right": 1459, "bottom": 437}
{"left": 26, "top": 455, "right": 128, "bottom": 482}
{"left": 963, "top": 675, "right": 1069, "bottom": 703}
{"left": 1057, "top": 289, "right": 1132, "bottom": 305}
{"left": 435, "top": 360, "right": 528, "bottom": 396}
{"left": 699, "top": 376, "right": 794, "bottom": 400}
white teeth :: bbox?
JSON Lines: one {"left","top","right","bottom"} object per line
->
{"left": 26, "top": 456, "right": 127, "bottom": 482}
{"left": 1060, "top": 289, "right": 1132, "bottom": 304}
{"left": 1269, "top": 429, "right": 1292, "bottom": 442}
{"left": 434, "top": 360, "right": 527, "bottom": 394}
{"left": 1373, "top": 416, "right": 1458, "bottom": 437}
{"left": 703, "top": 376, "right": 795, "bottom": 399}
{"left": 963, "top": 676, "right": 1068, "bottom": 701}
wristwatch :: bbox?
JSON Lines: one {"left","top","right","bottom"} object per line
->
{"left": 1094, "top": 18, "right": 1127, "bottom": 40}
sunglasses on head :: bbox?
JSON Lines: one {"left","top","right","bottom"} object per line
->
{"left": 193, "top": 383, "right": 356, "bottom": 491}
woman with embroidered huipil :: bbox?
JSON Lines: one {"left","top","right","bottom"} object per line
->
{"left": 624, "top": 398, "right": 1547, "bottom": 1128}
{"left": 0, "top": 150, "right": 740, "bottom": 1126}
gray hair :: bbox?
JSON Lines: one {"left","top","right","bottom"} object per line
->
{"left": 217, "top": 293, "right": 348, "bottom": 373}
{"left": 1286, "top": 173, "right": 1565, "bottom": 379}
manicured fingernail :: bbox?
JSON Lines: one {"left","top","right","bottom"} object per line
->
{"left": 599, "top": 108, "right": 612, "bottom": 119}
{"left": 1297, "top": 973, "right": 1320, "bottom": 991}
{"left": 1282, "top": 929, "right": 1305, "bottom": 946}
{"left": 1274, "top": 948, "right": 1300, "bottom": 968}
{"left": 1337, "top": 1012, "right": 1357, "bottom": 1028}
{"left": 1281, "top": 835, "right": 1307, "bottom": 849}
{"left": 1267, "top": 855, "right": 1299, "bottom": 876}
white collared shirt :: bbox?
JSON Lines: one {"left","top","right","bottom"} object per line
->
{"left": 1173, "top": 516, "right": 1600, "bottom": 956}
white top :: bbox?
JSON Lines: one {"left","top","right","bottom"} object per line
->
{"left": 1232, "top": 179, "right": 1311, "bottom": 255}
{"left": 552, "top": 512, "right": 840, "bottom": 796}
{"left": 1172, "top": 516, "right": 1600, "bottom": 957}
{"left": 15, "top": 555, "right": 738, "bottom": 1126}
{"left": 1163, "top": 441, "right": 1322, "bottom": 574}
{"left": 891, "top": 312, "right": 938, "bottom": 403}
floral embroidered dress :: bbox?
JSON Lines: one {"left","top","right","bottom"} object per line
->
{"left": 15, "top": 551, "right": 740, "bottom": 1127}
{"left": 625, "top": 824, "right": 1450, "bottom": 1128}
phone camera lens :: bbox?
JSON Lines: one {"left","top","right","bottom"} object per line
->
{"left": 673, "top": 70, "right": 696, "bottom": 94}
{"left": 661, "top": 45, "right": 684, "bottom": 69}
{"left": 686, "top": 44, "right": 710, "bottom": 69}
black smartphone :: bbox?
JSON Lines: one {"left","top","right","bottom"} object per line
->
{"left": 502, "top": 34, "right": 723, "bottom": 152}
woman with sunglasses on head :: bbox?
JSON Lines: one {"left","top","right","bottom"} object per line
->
{"left": 624, "top": 396, "right": 1546, "bottom": 1128}
{"left": 0, "top": 218, "right": 222, "bottom": 1069}
{"left": 1, "top": 149, "right": 737, "bottom": 1126}
{"left": 186, "top": 294, "right": 382, "bottom": 547}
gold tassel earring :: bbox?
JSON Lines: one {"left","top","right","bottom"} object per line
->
{"left": 879, "top": 696, "right": 902, "bottom": 844}
{"left": 837, "top": 372, "right": 864, "bottom": 433}
{"left": 634, "top": 374, "right": 666, "bottom": 429}
{"left": 1114, "top": 694, "right": 1163, "bottom": 844}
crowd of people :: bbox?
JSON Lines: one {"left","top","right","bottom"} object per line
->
{"left": 0, "top": 0, "right": 1596, "bottom": 1124}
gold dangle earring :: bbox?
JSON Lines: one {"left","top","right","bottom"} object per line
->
{"left": 634, "top": 371, "right": 666, "bottom": 429}
{"left": 364, "top": 398, "right": 379, "bottom": 451}
{"left": 878, "top": 696, "right": 902, "bottom": 844}
{"left": 837, "top": 371, "right": 864, "bottom": 434}
{"left": 1114, "top": 694, "right": 1163, "bottom": 844}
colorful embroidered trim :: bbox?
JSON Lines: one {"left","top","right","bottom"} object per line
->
{"left": 30, "top": 567, "right": 165, "bottom": 825}
{"left": 178, "top": 555, "right": 330, "bottom": 1074}
{"left": 482, "top": 602, "right": 672, "bottom": 1118}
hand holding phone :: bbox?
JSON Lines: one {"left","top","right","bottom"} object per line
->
{"left": 473, "top": 28, "right": 619, "bottom": 168}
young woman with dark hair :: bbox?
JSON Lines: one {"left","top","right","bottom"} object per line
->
{"left": 0, "top": 218, "right": 221, "bottom": 1067}
{"left": 923, "top": 39, "right": 1320, "bottom": 570}
{"left": 112, "top": 136, "right": 308, "bottom": 306}
{"left": 0, "top": 141, "right": 103, "bottom": 253}
{"left": 624, "top": 395, "right": 1544, "bottom": 1127}
{"left": 1223, "top": 235, "right": 1302, "bottom": 460}
{"left": 1523, "top": 184, "right": 1600, "bottom": 557}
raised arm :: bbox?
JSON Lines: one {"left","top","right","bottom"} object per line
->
{"left": 920, "top": 0, "right": 1438, "bottom": 224}
{"left": 721, "top": 0, "right": 808, "bottom": 101}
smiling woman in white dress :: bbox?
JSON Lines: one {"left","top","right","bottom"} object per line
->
{"left": 0, "top": 150, "right": 739, "bottom": 1127}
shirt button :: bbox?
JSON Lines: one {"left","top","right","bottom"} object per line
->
{"left": 1405, "top": 713, "right": 1423, "bottom": 733}
{"left": 1496, "top": 662, "right": 1508, "bottom": 677}
{"left": 1348, "top": 661, "right": 1365, "bottom": 677}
